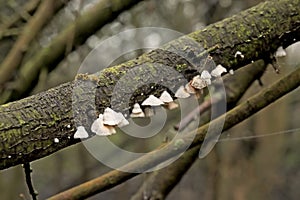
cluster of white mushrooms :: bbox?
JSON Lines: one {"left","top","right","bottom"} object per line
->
{"left": 54, "top": 47, "right": 289, "bottom": 142}
{"left": 71, "top": 63, "right": 230, "bottom": 139}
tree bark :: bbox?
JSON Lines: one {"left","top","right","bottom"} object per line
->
{"left": 0, "top": 0, "right": 299, "bottom": 170}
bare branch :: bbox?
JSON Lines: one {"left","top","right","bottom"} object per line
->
{"left": 0, "top": 0, "right": 145, "bottom": 103}
{"left": 0, "top": 0, "right": 67, "bottom": 88}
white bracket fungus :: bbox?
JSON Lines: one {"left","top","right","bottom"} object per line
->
{"left": 159, "top": 91, "right": 178, "bottom": 110}
{"left": 274, "top": 46, "right": 287, "bottom": 57}
{"left": 103, "top": 107, "right": 129, "bottom": 127}
{"left": 130, "top": 103, "right": 145, "bottom": 118}
{"left": 141, "top": 95, "right": 164, "bottom": 117}
{"left": 91, "top": 114, "right": 116, "bottom": 136}
{"left": 190, "top": 75, "right": 207, "bottom": 90}
{"left": 211, "top": 64, "right": 227, "bottom": 77}
{"left": 185, "top": 82, "right": 197, "bottom": 94}
{"left": 175, "top": 85, "right": 191, "bottom": 98}
{"left": 201, "top": 70, "right": 212, "bottom": 85}
{"left": 74, "top": 126, "right": 89, "bottom": 139}
{"left": 142, "top": 95, "right": 164, "bottom": 106}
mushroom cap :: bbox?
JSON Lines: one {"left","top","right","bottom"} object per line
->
{"left": 275, "top": 46, "right": 287, "bottom": 57}
{"left": 191, "top": 75, "right": 207, "bottom": 89}
{"left": 200, "top": 70, "right": 211, "bottom": 79}
{"left": 74, "top": 126, "right": 89, "bottom": 139}
{"left": 116, "top": 112, "right": 129, "bottom": 127}
{"left": 132, "top": 103, "right": 143, "bottom": 114}
{"left": 91, "top": 114, "right": 117, "bottom": 136}
{"left": 185, "top": 82, "right": 197, "bottom": 94}
{"left": 103, "top": 107, "right": 121, "bottom": 126}
{"left": 211, "top": 64, "right": 227, "bottom": 77}
{"left": 159, "top": 91, "right": 174, "bottom": 103}
{"left": 142, "top": 95, "right": 164, "bottom": 106}
{"left": 130, "top": 112, "right": 145, "bottom": 118}
{"left": 175, "top": 85, "right": 191, "bottom": 98}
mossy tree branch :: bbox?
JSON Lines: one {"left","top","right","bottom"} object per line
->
{"left": 0, "top": 0, "right": 299, "bottom": 170}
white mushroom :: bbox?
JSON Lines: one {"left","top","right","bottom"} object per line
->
{"left": 142, "top": 95, "right": 164, "bottom": 106}
{"left": 74, "top": 126, "right": 89, "bottom": 139}
{"left": 91, "top": 114, "right": 116, "bottom": 136}
{"left": 211, "top": 64, "right": 227, "bottom": 77}
{"left": 159, "top": 91, "right": 178, "bottom": 110}
{"left": 175, "top": 85, "right": 191, "bottom": 98}
{"left": 54, "top": 138, "right": 59, "bottom": 143}
{"left": 191, "top": 71, "right": 212, "bottom": 89}
{"left": 201, "top": 71, "right": 212, "bottom": 85}
{"left": 229, "top": 69, "right": 234, "bottom": 75}
{"left": 141, "top": 95, "right": 164, "bottom": 117}
{"left": 185, "top": 82, "right": 197, "bottom": 94}
{"left": 103, "top": 107, "right": 121, "bottom": 126}
{"left": 201, "top": 70, "right": 211, "bottom": 79}
{"left": 130, "top": 103, "right": 145, "bottom": 118}
{"left": 115, "top": 112, "right": 129, "bottom": 127}
{"left": 275, "top": 46, "right": 287, "bottom": 57}
{"left": 234, "top": 51, "right": 244, "bottom": 58}
{"left": 159, "top": 91, "right": 173, "bottom": 102}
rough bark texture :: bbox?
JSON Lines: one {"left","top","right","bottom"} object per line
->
{"left": 0, "top": 0, "right": 299, "bottom": 170}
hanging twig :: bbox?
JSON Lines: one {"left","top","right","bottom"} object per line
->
{"left": 23, "top": 163, "right": 38, "bottom": 200}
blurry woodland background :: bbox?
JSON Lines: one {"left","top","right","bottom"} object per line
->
{"left": 0, "top": 0, "right": 299, "bottom": 199}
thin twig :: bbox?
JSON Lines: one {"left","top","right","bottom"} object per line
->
{"left": 174, "top": 95, "right": 222, "bottom": 131}
{"left": 23, "top": 163, "right": 38, "bottom": 200}
{"left": 0, "top": 0, "right": 40, "bottom": 31}
{"left": 0, "top": 0, "right": 66, "bottom": 88}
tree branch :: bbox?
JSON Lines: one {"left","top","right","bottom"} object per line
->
{"left": 48, "top": 62, "right": 300, "bottom": 200}
{"left": 0, "top": 0, "right": 40, "bottom": 32}
{"left": 0, "top": 0, "right": 67, "bottom": 87}
{"left": 0, "top": 0, "right": 146, "bottom": 103}
{"left": 0, "top": 0, "right": 299, "bottom": 170}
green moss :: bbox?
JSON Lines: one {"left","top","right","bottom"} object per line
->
{"left": 175, "top": 63, "right": 187, "bottom": 71}
{"left": 15, "top": 114, "right": 26, "bottom": 125}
